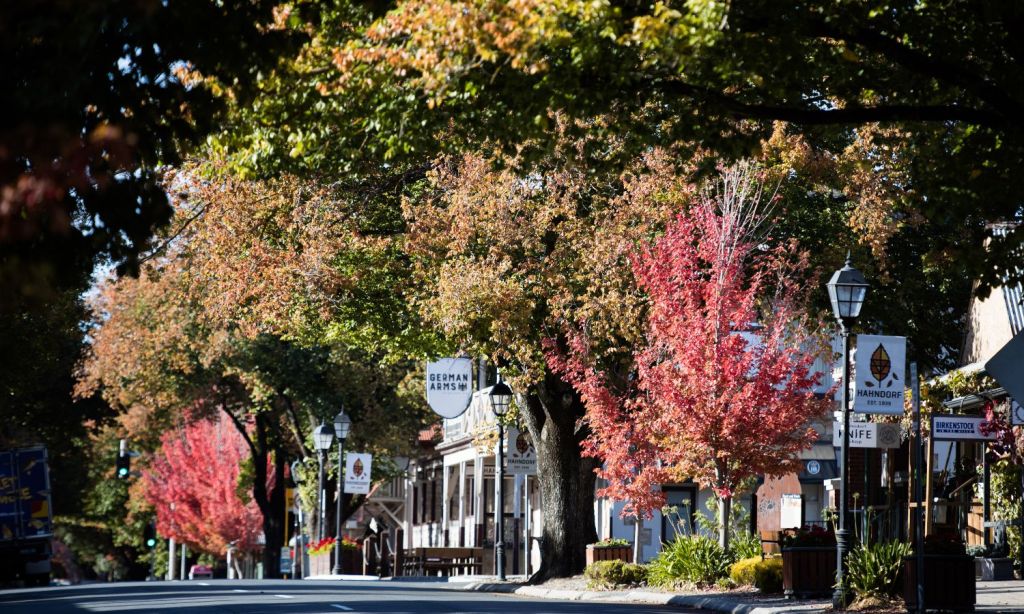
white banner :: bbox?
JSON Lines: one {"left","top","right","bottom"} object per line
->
{"left": 426, "top": 357, "right": 473, "bottom": 419}
{"left": 832, "top": 422, "right": 902, "bottom": 449}
{"left": 505, "top": 427, "right": 537, "bottom": 475}
{"left": 932, "top": 416, "right": 996, "bottom": 441}
{"left": 344, "top": 452, "right": 373, "bottom": 494}
{"left": 853, "top": 335, "right": 906, "bottom": 414}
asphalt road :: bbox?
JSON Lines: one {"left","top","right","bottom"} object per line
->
{"left": 0, "top": 579, "right": 699, "bottom": 614}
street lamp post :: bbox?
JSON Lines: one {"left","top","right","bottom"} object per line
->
{"left": 313, "top": 422, "right": 335, "bottom": 543}
{"left": 332, "top": 410, "right": 352, "bottom": 575}
{"left": 489, "top": 381, "right": 513, "bottom": 581}
{"left": 827, "top": 255, "right": 869, "bottom": 610}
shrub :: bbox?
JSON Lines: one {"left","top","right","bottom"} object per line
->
{"left": 584, "top": 559, "right": 648, "bottom": 589}
{"left": 846, "top": 540, "right": 911, "bottom": 599}
{"left": 648, "top": 535, "right": 731, "bottom": 587}
{"left": 729, "top": 530, "right": 762, "bottom": 561}
{"left": 729, "top": 556, "right": 783, "bottom": 593}
{"left": 591, "top": 537, "right": 631, "bottom": 548}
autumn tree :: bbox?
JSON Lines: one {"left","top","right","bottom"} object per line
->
{"left": 550, "top": 164, "right": 832, "bottom": 550}
{"left": 144, "top": 417, "right": 266, "bottom": 559}
{"left": 78, "top": 169, "right": 431, "bottom": 575}
{"left": 321, "top": 0, "right": 1022, "bottom": 296}
{"left": 402, "top": 134, "right": 692, "bottom": 577}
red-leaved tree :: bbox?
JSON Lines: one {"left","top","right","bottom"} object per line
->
{"left": 549, "top": 164, "right": 832, "bottom": 550}
{"left": 144, "top": 416, "right": 267, "bottom": 557}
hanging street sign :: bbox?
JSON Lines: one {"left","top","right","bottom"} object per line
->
{"left": 344, "top": 452, "right": 373, "bottom": 494}
{"left": 425, "top": 357, "right": 473, "bottom": 419}
{"left": 853, "top": 335, "right": 907, "bottom": 414}
{"left": 832, "top": 422, "right": 902, "bottom": 449}
{"left": 931, "top": 415, "right": 996, "bottom": 441}
{"left": 505, "top": 427, "right": 537, "bottom": 475}
{"left": 1012, "top": 400, "right": 1024, "bottom": 427}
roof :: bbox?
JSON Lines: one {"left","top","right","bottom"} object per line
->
{"left": 991, "top": 224, "right": 1024, "bottom": 337}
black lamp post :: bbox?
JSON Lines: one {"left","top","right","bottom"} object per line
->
{"left": 312, "top": 422, "right": 335, "bottom": 543}
{"left": 332, "top": 410, "right": 352, "bottom": 575}
{"left": 827, "top": 255, "right": 869, "bottom": 609}
{"left": 489, "top": 380, "right": 513, "bottom": 581}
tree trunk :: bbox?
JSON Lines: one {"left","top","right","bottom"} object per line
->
{"left": 251, "top": 414, "right": 286, "bottom": 579}
{"left": 718, "top": 495, "right": 731, "bottom": 552}
{"left": 521, "top": 369, "right": 599, "bottom": 581}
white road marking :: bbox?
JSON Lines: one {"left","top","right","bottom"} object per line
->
{"left": 197, "top": 582, "right": 210, "bottom": 586}
{"left": 233, "top": 589, "right": 249, "bottom": 593}
{"left": 274, "top": 594, "right": 295, "bottom": 599}
{"left": 331, "top": 605, "right": 354, "bottom": 611}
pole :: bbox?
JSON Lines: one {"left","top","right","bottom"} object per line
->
{"left": 524, "top": 474, "right": 531, "bottom": 577}
{"left": 912, "top": 362, "right": 925, "bottom": 613}
{"left": 180, "top": 543, "right": 187, "bottom": 581}
{"left": 318, "top": 450, "right": 326, "bottom": 543}
{"left": 333, "top": 437, "right": 346, "bottom": 575}
{"left": 168, "top": 538, "right": 176, "bottom": 581}
{"left": 495, "top": 421, "right": 506, "bottom": 580}
{"left": 925, "top": 425, "right": 935, "bottom": 537}
{"left": 833, "top": 327, "right": 851, "bottom": 610}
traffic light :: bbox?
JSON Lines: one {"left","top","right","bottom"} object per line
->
{"left": 116, "top": 454, "right": 130, "bottom": 479}
{"left": 143, "top": 522, "right": 157, "bottom": 548}
{"left": 116, "top": 439, "right": 130, "bottom": 479}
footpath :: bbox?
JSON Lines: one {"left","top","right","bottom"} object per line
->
{"left": 309, "top": 574, "right": 1024, "bottom": 613}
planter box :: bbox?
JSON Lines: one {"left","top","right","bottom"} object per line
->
{"left": 978, "top": 557, "right": 1013, "bottom": 581}
{"left": 903, "top": 554, "right": 976, "bottom": 612}
{"left": 782, "top": 547, "right": 837, "bottom": 598}
{"left": 338, "top": 548, "right": 360, "bottom": 575}
{"left": 586, "top": 544, "right": 632, "bottom": 565}
{"left": 308, "top": 552, "right": 331, "bottom": 577}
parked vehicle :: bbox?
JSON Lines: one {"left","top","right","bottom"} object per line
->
{"left": 0, "top": 447, "right": 53, "bottom": 586}
{"left": 188, "top": 564, "right": 213, "bottom": 580}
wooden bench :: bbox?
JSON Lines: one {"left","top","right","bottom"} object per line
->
{"left": 402, "top": 547, "right": 484, "bottom": 576}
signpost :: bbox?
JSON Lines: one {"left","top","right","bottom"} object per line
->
{"left": 853, "top": 335, "right": 906, "bottom": 414}
{"left": 832, "top": 422, "right": 902, "bottom": 449}
{"left": 344, "top": 453, "right": 373, "bottom": 495}
{"left": 425, "top": 358, "right": 474, "bottom": 419}
{"left": 505, "top": 427, "right": 537, "bottom": 475}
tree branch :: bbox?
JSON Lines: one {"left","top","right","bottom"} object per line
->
{"left": 806, "top": 19, "right": 1022, "bottom": 120}
{"left": 657, "top": 80, "right": 1007, "bottom": 127}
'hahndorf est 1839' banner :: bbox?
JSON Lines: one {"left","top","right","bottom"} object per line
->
{"left": 853, "top": 335, "right": 906, "bottom": 415}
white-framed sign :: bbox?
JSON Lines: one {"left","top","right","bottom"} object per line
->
{"left": 931, "top": 416, "right": 996, "bottom": 441}
{"left": 832, "top": 422, "right": 902, "bottom": 449}
{"left": 854, "top": 335, "right": 906, "bottom": 414}
{"left": 505, "top": 427, "right": 537, "bottom": 475}
{"left": 1012, "top": 400, "right": 1024, "bottom": 427}
{"left": 781, "top": 494, "right": 802, "bottom": 530}
{"left": 426, "top": 357, "right": 473, "bottom": 419}
{"left": 344, "top": 452, "right": 373, "bottom": 494}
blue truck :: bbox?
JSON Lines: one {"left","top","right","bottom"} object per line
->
{"left": 0, "top": 447, "right": 53, "bottom": 586}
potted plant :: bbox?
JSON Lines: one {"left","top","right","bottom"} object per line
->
{"left": 969, "top": 542, "right": 1014, "bottom": 581}
{"left": 306, "top": 537, "right": 337, "bottom": 576}
{"left": 781, "top": 525, "right": 837, "bottom": 598}
{"left": 903, "top": 530, "right": 976, "bottom": 611}
{"left": 338, "top": 537, "right": 362, "bottom": 574}
{"left": 586, "top": 538, "right": 633, "bottom": 565}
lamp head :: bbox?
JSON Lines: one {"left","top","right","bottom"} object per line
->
{"left": 489, "top": 381, "right": 514, "bottom": 418}
{"left": 312, "top": 422, "right": 335, "bottom": 451}
{"left": 333, "top": 410, "right": 352, "bottom": 441}
{"left": 827, "top": 254, "right": 869, "bottom": 328}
